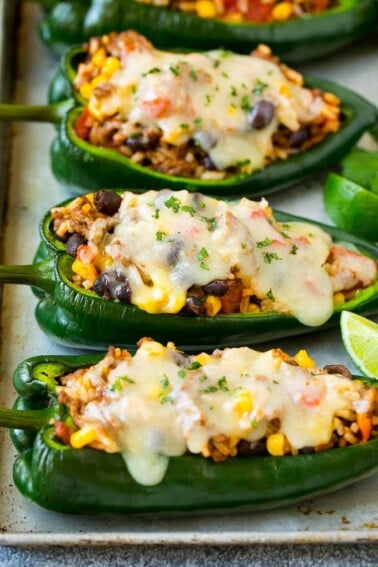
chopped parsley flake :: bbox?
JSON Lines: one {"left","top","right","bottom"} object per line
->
{"left": 221, "top": 71, "right": 230, "bottom": 79}
{"left": 230, "top": 85, "right": 238, "bottom": 97}
{"left": 156, "top": 231, "right": 166, "bottom": 241}
{"left": 200, "top": 385, "right": 218, "bottom": 394}
{"left": 169, "top": 65, "right": 180, "bottom": 76}
{"left": 252, "top": 78, "right": 268, "bottom": 95}
{"left": 241, "top": 242, "right": 247, "bottom": 250}
{"left": 266, "top": 288, "right": 275, "bottom": 301}
{"left": 160, "top": 374, "right": 170, "bottom": 389}
{"left": 263, "top": 252, "right": 282, "bottom": 264}
{"left": 198, "top": 247, "right": 209, "bottom": 261}
{"left": 178, "top": 369, "right": 186, "bottom": 379}
{"left": 251, "top": 418, "right": 258, "bottom": 430}
{"left": 241, "top": 95, "right": 252, "bottom": 112}
{"left": 164, "top": 196, "right": 181, "bottom": 213}
{"left": 201, "top": 216, "right": 217, "bottom": 232}
{"left": 189, "top": 68, "right": 199, "bottom": 81}
{"left": 290, "top": 244, "right": 298, "bottom": 255}
{"left": 152, "top": 209, "right": 160, "bottom": 219}
{"left": 142, "top": 67, "right": 161, "bottom": 76}
{"left": 213, "top": 59, "right": 221, "bottom": 68}
{"left": 110, "top": 375, "right": 135, "bottom": 391}
{"left": 217, "top": 376, "right": 230, "bottom": 392}
{"left": 256, "top": 237, "right": 273, "bottom": 248}
{"left": 187, "top": 361, "right": 202, "bottom": 370}
{"left": 193, "top": 116, "right": 203, "bottom": 128}
{"left": 180, "top": 123, "right": 189, "bottom": 130}
{"left": 205, "top": 94, "right": 214, "bottom": 106}
{"left": 181, "top": 205, "right": 195, "bottom": 216}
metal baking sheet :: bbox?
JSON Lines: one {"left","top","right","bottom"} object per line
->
{"left": 0, "top": 1, "right": 377, "bottom": 546}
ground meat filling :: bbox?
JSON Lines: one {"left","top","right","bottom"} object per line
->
{"left": 73, "top": 32, "right": 341, "bottom": 181}
{"left": 51, "top": 190, "right": 377, "bottom": 319}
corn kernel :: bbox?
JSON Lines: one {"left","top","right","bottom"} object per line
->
{"left": 91, "top": 74, "right": 108, "bottom": 88}
{"left": 102, "top": 56, "right": 121, "bottom": 76}
{"left": 204, "top": 296, "right": 222, "bottom": 316}
{"left": 92, "top": 48, "right": 107, "bottom": 67}
{"left": 144, "top": 341, "right": 167, "bottom": 357}
{"left": 70, "top": 427, "right": 98, "bottom": 449}
{"left": 227, "top": 104, "right": 237, "bottom": 116}
{"left": 279, "top": 83, "right": 292, "bottom": 97}
{"left": 333, "top": 292, "right": 345, "bottom": 305}
{"left": 234, "top": 391, "right": 253, "bottom": 416}
{"left": 195, "top": 353, "right": 212, "bottom": 366}
{"left": 81, "top": 203, "right": 92, "bottom": 214}
{"left": 195, "top": 0, "right": 218, "bottom": 18}
{"left": 79, "top": 83, "right": 93, "bottom": 100}
{"left": 267, "top": 433, "right": 286, "bottom": 456}
{"left": 72, "top": 259, "right": 98, "bottom": 282}
{"left": 294, "top": 349, "right": 316, "bottom": 369}
{"left": 271, "top": 2, "right": 293, "bottom": 21}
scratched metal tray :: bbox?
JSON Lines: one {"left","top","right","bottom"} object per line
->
{"left": 0, "top": 1, "right": 377, "bottom": 546}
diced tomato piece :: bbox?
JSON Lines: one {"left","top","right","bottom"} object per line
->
{"left": 141, "top": 97, "right": 171, "bottom": 119}
{"left": 55, "top": 421, "right": 71, "bottom": 445}
{"left": 246, "top": 0, "right": 273, "bottom": 22}
{"left": 74, "top": 108, "right": 91, "bottom": 140}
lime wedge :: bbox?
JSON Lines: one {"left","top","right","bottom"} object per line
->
{"left": 324, "top": 173, "right": 378, "bottom": 242}
{"left": 340, "top": 311, "right": 378, "bottom": 377}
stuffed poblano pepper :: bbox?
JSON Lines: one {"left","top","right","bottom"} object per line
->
{"left": 0, "top": 189, "right": 377, "bottom": 350}
{"left": 1, "top": 339, "right": 377, "bottom": 514}
{"left": 0, "top": 31, "right": 377, "bottom": 198}
{"left": 36, "top": 0, "right": 378, "bottom": 63}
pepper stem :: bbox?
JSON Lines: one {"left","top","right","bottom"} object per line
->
{"left": 0, "top": 258, "right": 56, "bottom": 294}
{"left": 0, "top": 407, "right": 53, "bottom": 430}
{"left": 0, "top": 99, "right": 74, "bottom": 124}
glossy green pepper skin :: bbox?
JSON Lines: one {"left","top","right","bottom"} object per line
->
{"left": 0, "top": 194, "right": 376, "bottom": 351}
{"left": 37, "top": 0, "right": 378, "bottom": 64}
{"left": 0, "top": 353, "right": 377, "bottom": 515}
{"left": 0, "top": 46, "right": 377, "bottom": 198}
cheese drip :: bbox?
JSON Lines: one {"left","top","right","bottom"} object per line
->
{"left": 89, "top": 190, "right": 334, "bottom": 325}
{"left": 88, "top": 46, "right": 324, "bottom": 172}
{"left": 61, "top": 340, "right": 368, "bottom": 486}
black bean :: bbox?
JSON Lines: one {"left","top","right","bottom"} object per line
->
{"left": 65, "top": 233, "right": 86, "bottom": 257}
{"left": 93, "top": 270, "right": 131, "bottom": 303}
{"left": 115, "top": 282, "right": 131, "bottom": 303}
{"left": 126, "top": 135, "right": 154, "bottom": 152}
{"left": 289, "top": 128, "right": 309, "bottom": 148}
{"left": 181, "top": 296, "right": 206, "bottom": 316}
{"left": 166, "top": 241, "right": 182, "bottom": 267}
{"left": 94, "top": 190, "right": 122, "bottom": 216}
{"left": 202, "top": 279, "right": 228, "bottom": 296}
{"left": 248, "top": 100, "right": 275, "bottom": 129}
{"left": 203, "top": 156, "right": 218, "bottom": 170}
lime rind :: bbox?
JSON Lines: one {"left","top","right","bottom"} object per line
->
{"left": 340, "top": 311, "right": 378, "bottom": 378}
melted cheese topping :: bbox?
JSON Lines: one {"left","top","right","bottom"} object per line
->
{"left": 60, "top": 340, "right": 368, "bottom": 486}
{"left": 88, "top": 46, "right": 324, "bottom": 172}
{"left": 89, "top": 190, "right": 334, "bottom": 326}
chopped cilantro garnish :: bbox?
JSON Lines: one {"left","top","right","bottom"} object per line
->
{"left": 241, "top": 95, "right": 252, "bottom": 112}
{"left": 181, "top": 205, "right": 195, "bottom": 216}
{"left": 256, "top": 237, "right": 273, "bottom": 248}
{"left": 263, "top": 252, "right": 282, "bottom": 264}
{"left": 266, "top": 288, "right": 275, "bottom": 301}
{"left": 156, "top": 231, "right": 166, "bottom": 241}
{"left": 217, "top": 376, "right": 230, "bottom": 392}
{"left": 252, "top": 78, "right": 268, "bottom": 95}
{"left": 201, "top": 385, "right": 218, "bottom": 394}
{"left": 189, "top": 68, "right": 198, "bottom": 80}
{"left": 142, "top": 67, "right": 161, "bottom": 76}
{"left": 169, "top": 65, "right": 180, "bottom": 76}
{"left": 164, "top": 196, "right": 181, "bottom": 213}
{"left": 198, "top": 247, "right": 209, "bottom": 261}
